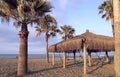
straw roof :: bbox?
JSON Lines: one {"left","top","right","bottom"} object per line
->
{"left": 48, "top": 30, "right": 114, "bottom": 52}
{"left": 48, "top": 39, "right": 82, "bottom": 52}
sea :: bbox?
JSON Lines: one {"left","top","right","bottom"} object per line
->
{"left": 0, "top": 53, "right": 63, "bottom": 58}
{"left": 0, "top": 54, "right": 47, "bottom": 58}
{"left": 0, "top": 51, "right": 114, "bottom": 58}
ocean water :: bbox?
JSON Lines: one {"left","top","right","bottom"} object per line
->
{"left": 0, "top": 51, "right": 114, "bottom": 58}
{"left": 0, "top": 54, "right": 47, "bottom": 58}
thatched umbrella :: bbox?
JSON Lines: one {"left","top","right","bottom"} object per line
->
{"left": 48, "top": 39, "right": 82, "bottom": 52}
{"left": 75, "top": 30, "right": 114, "bottom": 51}
{"left": 48, "top": 30, "right": 114, "bottom": 63}
{"left": 48, "top": 30, "right": 114, "bottom": 52}
{"left": 48, "top": 30, "right": 114, "bottom": 75}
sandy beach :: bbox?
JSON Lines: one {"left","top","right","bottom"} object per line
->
{"left": 0, "top": 57, "right": 115, "bottom": 77}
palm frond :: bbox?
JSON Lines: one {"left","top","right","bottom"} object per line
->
{"left": 60, "top": 25, "right": 75, "bottom": 40}
{"left": 34, "top": 0, "right": 52, "bottom": 16}
{"left": 45, "top": 14, "right": 57, "bottom": 26}
{"left": 0, "top": 0, "right": 53, "bottom": 26}
{"left": 98, "top": 0, "right": 113, "bottom": 21}
{"left": 102, "top": 14, "right": 106, "bottom": 18}
{"left": 4, "top": 0, "right": 18, "bottom": 9}
{"left": 35, "top": 26, "right": 44, "bottom": 37}
{"left": 13, "top": 21, "right": 21, "bottom": 28}
{"left": 98, "top": 10, "right": 104, "bottom": 14}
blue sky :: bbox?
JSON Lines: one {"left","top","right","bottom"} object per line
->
{"left": 0, "top": 0, "right": 112, "bottom": 54}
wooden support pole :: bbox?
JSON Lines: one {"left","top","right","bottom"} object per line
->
{"left": 52, "top": 52, "right": 55, "bottom": 65}
{"left": 46, "top": 51, "right": 49, "bottom": 63}
{"left": 63, "top": 51, "right": 66, "bottom": 68}
{"left": 105, "top": 51, "right": 109, "bottom": 62}
{"left": 88, "top": 51, "right": 91, "bottom": 66}
{"left": 83, "top": 43, "right": 87, "bottom": 77}
{"left": 73, "top": 50, "right": 76, "bottom": 60}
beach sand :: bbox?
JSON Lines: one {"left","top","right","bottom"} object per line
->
{"left": 0, "top": 57, "right": 115, "bottom": 77}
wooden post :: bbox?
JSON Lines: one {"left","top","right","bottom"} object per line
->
{"left": 63, "top": 51, "right": 66, "bottom": 68}
{"left": 73, "top": 50, "right": 76, "bottom": 60}
{"left": 105, "top": 51, "right": 109, "bottom": 62}
{"left": 83, "top": 43, "right": 87, "bottom": 77}
{"left": 52, "top": 52, "right": 55, "bottom": 65}
{"left": 88, "top": 51, "right": 91, "bottom": 66}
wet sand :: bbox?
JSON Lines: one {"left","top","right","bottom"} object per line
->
{"left": 0, "top": 57, "right": 115, "bottom": 77}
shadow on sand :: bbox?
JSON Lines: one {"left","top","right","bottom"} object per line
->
{"left": 27, "top": 63, "right": 75, "bottom": 75}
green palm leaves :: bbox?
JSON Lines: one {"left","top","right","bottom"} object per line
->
{"left": 60, "top": 25, "right": 75, "bottom": 40}
{"left": 98, "top": 0, "right": 115, "bottom": 36}
{"left": 35, "top": 14, "right": 60, "bottom": 38}
{"left": 0, "top": 0, "right": 52, "bottom": 26}
{"left": 98, "top": 0, "right": 113, "bottom": 21}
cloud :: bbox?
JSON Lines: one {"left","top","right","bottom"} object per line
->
{"left": 57, "top": 0, "right": 89, "bottom": 9}
{"left": 0, "top": 25, "right": 19, "bottom": 43}
{"left": 47, "top": 0, "right": 51, "bottom": 1}
{"left": 58, "top": 0, "right": 68, "bottom": 9}
{"left": 63, "top": 0, "right": 91, "bottom": 9}
{"left": 0, "top": 24, "right": 61, "bottom": 54}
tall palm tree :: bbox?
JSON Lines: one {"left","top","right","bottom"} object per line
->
{"left": 35, "top": 14, "right": 60, "bottom": 63}
{"left": 0, "top": 0, "right": 52, "bottom": 76}
{"left": 113, "top": 0, "right": 120, "bottom": 76}
{"left": 98, "top": 0, "right": 114, "bottom": 36}
{"left": 60, "top": 25, "right": 75, "bottom": 40}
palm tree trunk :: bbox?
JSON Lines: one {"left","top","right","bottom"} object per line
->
{"left": 111, "top": 19, "right": 114, "bottom": 37}
{"left": 46, "top": 32, "right": 49, "bottom": 63}
{"left": 17, "top": 24, "right": 29, "bottom": 76}
{"left": 113, "top": 0, "right": 120, "bottom": 76}
{"left": 64, "top": 32, "right": 67, "bottom": 40}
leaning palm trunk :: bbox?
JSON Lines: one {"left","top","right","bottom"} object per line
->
{"left": 113, "top": 0, "right": 120, "bottom": 76}
{"left": 46, "top": 32, "right": 49, "bottom": 63}
{"left": 17, "top": 24, "right": 29, "bottom": 76}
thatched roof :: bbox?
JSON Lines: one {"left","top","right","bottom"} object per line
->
{"left": 48, "top": 30, "right": 114, "bottom": 52}
{"left": 48, "top": 39, "right": 82, "bottom": 52}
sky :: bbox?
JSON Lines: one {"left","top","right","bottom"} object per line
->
{"left": 0, "top": 0, "right": 113, "bottom": 54}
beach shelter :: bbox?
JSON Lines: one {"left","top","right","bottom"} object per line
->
{"left": 48, "top": 30, "right": 114, "bottom": 75}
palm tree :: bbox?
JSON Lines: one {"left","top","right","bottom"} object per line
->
{"left": 0, "top": 0, "right": 52, "bottom": 76}
{"left": 113, "top": 0, "right": 120, "bottom": 76}
{"left": 60, "top": 25, "right": 75, "bottom": 40}
{"left": 60, "top": 25, "right": 75, "bottom": 63}
{"left": 35, "top": 14, "right": 60, "bottom": 63}
{"left": 98, "top": 0, "right": 114, "bottom": 36}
